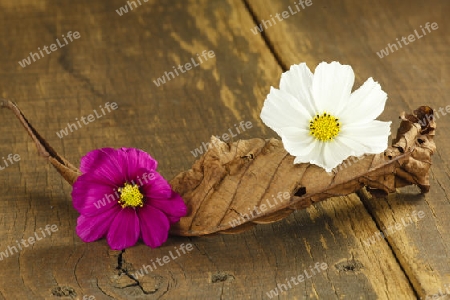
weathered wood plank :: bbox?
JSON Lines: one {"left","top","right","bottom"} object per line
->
{"left": 121, "top": 194, "right": 416, "bottom": 299}
{"left": 248, "top": 0, "right": 450, "bottom": 298}
{"left": 0, "top": 0, "right": 448, "bottom": 299}
{"left": 2, "top": 0, "right": 285, "bottom": 298}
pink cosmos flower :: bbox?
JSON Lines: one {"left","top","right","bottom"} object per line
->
{"left": 71, "top": 147, "right": 187, "bottom": 250}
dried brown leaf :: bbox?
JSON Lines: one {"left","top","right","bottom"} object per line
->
{"left": 1, "top": 101, "right": 436, "bottom": 237}
{"left": 1, "top": 100, "right": 81, "bottom": 184}
{"left": 169, "top": 106, "right": 436, "bottom": 236}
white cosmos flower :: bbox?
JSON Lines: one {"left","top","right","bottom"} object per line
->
{"left": 260, "top": 61, "right": 391, "bottom": 172}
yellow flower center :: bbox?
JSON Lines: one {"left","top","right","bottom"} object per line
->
{"left": 309, "top": 112, "right": 340, "bottom": 141}
{"left": 118, "top": 183, "right": 144, "bottom": 208}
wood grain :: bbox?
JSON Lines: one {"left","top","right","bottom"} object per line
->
{"left": 248, "top": 0, "right": 450, "bottom": 299}
{"left": 0, "top": 0, "right": 448, "bottom": 299}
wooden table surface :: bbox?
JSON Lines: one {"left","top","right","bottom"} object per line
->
{"left": 0, "top": 0, "right": 449, "bottom": 299}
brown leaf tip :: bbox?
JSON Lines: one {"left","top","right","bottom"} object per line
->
{"left": 0, "top": 99, "right": 14, "bottom": 109}
{"left": 413, "top": 106, "right": 436, "bottom": 134}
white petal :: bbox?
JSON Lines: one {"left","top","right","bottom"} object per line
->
{"left": 305, "top": 141, "right": 327, "bottom": 168}
{"left": 333, "top": 135, "right": 369, "bottom": 157}
{"left": 339, "top": 120, "right": 391, "bottom": 154}
{"left": 320, "top": 139, "right": 357, "bottom": 172}
{"left": 279, "top": 63, "right": 316, "bottom": 116}
{"left": 311, "top": 61, "right": 355, "bottom": 115}
{"left": 260, "top": 87, "right": 312, "bottom": 134}
{"left": 282, "top": 127, "right": 358, "bottom": 172}
{"left": 279, "top": 127, "right": 316, "bottom": 158}
{"left": 294, "top": 156, "right": 307, "bottom": 164}
{"left": 339, "top": 77, "right": 387, "bottom": 124}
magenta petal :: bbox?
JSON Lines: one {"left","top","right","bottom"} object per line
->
{"left": 116, "top": 148, "right": 158, "bottom": 181}
{"left": 106, "top": 208, "right": 140, "bottom": 250}
{"left": 87, "top": 158, "right": 126, "bottom": 187}
{"left": 138, "top": 204, "right": 170, "bottom": 248}
{"left": 141, "top": 174, "right": 172, "bottom": 199}
{"left": 76, "top": 206, "right": 120, "bottom": 242}
{"left": 130, "top": 168, "right": 157, "bottom": 187}
{"left": 72, "top": 176, "right": 118, "bottom": 214}
{"left": 72, "top": 146, "right": 181, "bottom": 249}
{"left": 80, "top": 148, "right": 118, "bottom": 173}
{"left": 148, "top": 192, "right": 187, "bottom": 222}
{"left": 168, "top": 215, "right": 184, "bottom": 223}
